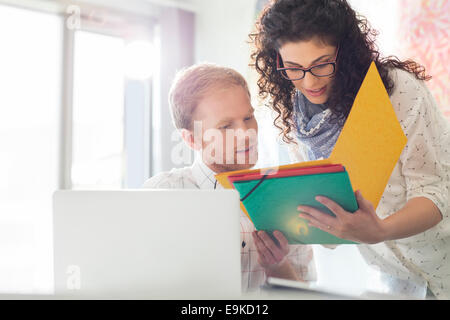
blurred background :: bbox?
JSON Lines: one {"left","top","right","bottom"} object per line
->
{"left": 0, "top": 0, "right": 448, "bottom": 295}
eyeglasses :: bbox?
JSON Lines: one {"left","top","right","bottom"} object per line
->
{"left": 276, "top": 46, "right": 339, "bottom": 81}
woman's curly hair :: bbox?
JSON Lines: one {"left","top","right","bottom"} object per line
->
{"left": 249, "top": 0, "right": 431, "bottom": 144}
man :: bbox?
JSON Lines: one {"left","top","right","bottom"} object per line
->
{"left": 143, "top": 63, "right": 316, "bottom": 292}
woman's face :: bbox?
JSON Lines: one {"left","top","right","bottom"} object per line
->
{"left": 278, "top": 37, "right": 338, "bottom": 105}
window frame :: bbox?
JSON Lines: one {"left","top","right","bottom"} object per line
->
{"left": 59, "top": 3, "right": 157, "bottom": 189}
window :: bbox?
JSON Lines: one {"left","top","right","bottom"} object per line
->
{"left": 0, "top": 5, "right": 62, "bottom": 293}
{"left": 71, "top": 31, "right": 126, "bottom": 189}
{"left": 0, "top": 2, "right": 157, "bottom": 294}
{"left": 68, "top": 16, "right": 156, "bottom": 190}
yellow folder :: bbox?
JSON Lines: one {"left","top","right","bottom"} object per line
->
{"left": 216, "top": 62, "right": 407, "bottom": 219}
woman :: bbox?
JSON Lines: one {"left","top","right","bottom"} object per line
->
{"left": 250, "top": 0, "right": 449, "bottom": 299}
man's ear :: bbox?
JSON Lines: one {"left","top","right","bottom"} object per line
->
{"left": 180, "top": 128, "right": 202, "bottom": 151}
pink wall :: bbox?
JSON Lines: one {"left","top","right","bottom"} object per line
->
{"left": 399, "top": 0, "right": 450, "bottom": 119}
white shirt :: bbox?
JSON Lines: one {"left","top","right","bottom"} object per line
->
{"left": 142, "top": 157, "right": 317, "bottom": 292}
{"left": 289, "top": 68, "right": 450, "bottom": 299}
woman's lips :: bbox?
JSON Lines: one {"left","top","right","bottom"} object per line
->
{"left": 305, "top": 86, "right": 327, "bottom": 97}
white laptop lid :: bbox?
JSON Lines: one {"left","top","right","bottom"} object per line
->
{"left": 53, "top": 189, "right": 241, "bottom": 299}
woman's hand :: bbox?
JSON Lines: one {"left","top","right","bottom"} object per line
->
{"left": 252, "top": 230, "right": 289, "bottom": 270}
{"left": 297, "top": 190, "right": 386, "bottom": 244}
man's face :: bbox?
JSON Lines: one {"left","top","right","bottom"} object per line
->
{"left": 190, "top": 85, "right": 258, "bottom": 172}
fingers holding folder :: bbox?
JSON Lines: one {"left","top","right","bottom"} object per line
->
{"left": 252, "top": 230, "right": 301, "bottom": 281}
{"left": 228, "top": 164, "right": 359, "bottom": 244}
{"left": 298, "top": 191, "right": 385, "bottom": 244}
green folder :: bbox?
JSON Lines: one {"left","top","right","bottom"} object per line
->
{"left": 232, "top": 170, "right": 359, "bottom": 244}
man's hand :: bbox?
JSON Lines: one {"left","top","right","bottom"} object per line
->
{"left": 252, "top": 230, "right": 289, "bottom": 270}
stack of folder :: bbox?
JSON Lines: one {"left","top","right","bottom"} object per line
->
{"left": 228, "top": 164, "right": 358, "bottom": 244}
{"left": 216, "top": 62, "right": 408, "bottom": 245}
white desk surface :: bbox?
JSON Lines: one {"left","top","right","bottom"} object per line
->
{"left": 0, "top": 288, "right": 425, "bottom": 300}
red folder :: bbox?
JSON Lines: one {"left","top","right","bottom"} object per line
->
{"left": 227, "top": 164, "right": 345, "bottom": 184}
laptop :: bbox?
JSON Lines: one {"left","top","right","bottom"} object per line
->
{"left": 52, "top": 189, "right": 241, "bottom": 299}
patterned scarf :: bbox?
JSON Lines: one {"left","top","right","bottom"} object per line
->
{"left": 293, "top": 90, "right": 345, "bottom": 160}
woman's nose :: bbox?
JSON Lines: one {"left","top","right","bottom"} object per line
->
{"left": 302, "top": 71, "right": 318, "bottom": 88}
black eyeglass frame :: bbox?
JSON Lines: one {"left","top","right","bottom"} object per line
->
{"left": 276, "top": 46, "right": 339, "bottom": 81}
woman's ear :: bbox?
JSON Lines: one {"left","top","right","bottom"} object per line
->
{"left": 180, "top": 128, "right": 202, "bottom": 151}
